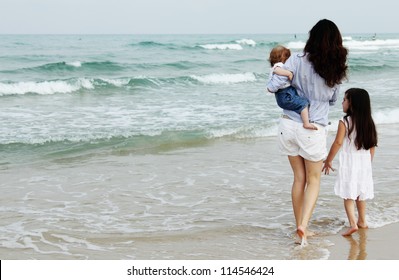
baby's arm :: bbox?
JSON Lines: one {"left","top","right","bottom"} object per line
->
{"left": 273, "top": 66, "right": 293, "bottom": 80}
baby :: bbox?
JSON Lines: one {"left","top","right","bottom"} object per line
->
{"left": 267, "top": 45, "right": 317, "bottom": 130}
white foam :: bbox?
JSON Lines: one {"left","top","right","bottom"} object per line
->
{"left": 236, "top": 39, "right": 257, "bottom": 46}
{"left": 66, "top": 61, "right": 82, "bottom": 67}
{"left": 0, "top": 78, "right": 94, "bottom": 95}
{"left": 100, "top": 78, "right": 130, "bottom": 87}
{"left": 199, "top": 44, "right": 243, "bottom": 50}
{"left": 52, "top": 234, "right": 105, "bottom": 251}
{"left": 344, "top": 39, "right": 399, "bottom": 51}
{"left": 286, "top": 41, "right": 305, "bottom": 50}
{"left": 286, "top": 38, "right": 399, "bottom": 52}
{"left": 190, "top": 72, "right": 256, "bottom": 84}
{"left": 77, "top": 78, "right": 95, "bottom": 90}
{"left": 208, "top": 125, "right": 278, "bottom": 139}
{"left": 374, "top": 108, "right": 399, "bottom": 125}
{"left": 328, "top": 109, "right": 399, "bottom": 133}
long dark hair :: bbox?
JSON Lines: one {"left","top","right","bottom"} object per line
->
{"left": 304, "top": 19, "right": 348, "bottom": 87}
{"left": 344, "top": 88, "right": 378, "bottom": 150}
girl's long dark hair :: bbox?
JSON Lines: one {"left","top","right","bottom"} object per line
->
{"left": 344, "top": 88, "right": 378, "bottom": 150}
{"left": 304, "top": 19, "right": 348, "bottom": 87}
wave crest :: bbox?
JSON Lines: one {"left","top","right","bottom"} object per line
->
{"left": 0, "top": 79, "right": 94, "bottom": 96}
{"left": 199, "top": 44, "right": 243, "bottom": 50}
{"left": 235, "top": 39, "right": 257, "bottom": 46}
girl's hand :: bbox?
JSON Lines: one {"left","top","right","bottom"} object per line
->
{"left": 322, "top": 161, "right": 335, "bottom": 175}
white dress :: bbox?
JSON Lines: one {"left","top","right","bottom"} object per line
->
{"left": 334, "top": 117, "right": 374, "bottom": 200}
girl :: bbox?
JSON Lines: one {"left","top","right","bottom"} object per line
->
{"left": 322, "top": 88, "right": 378, "bottom": 236}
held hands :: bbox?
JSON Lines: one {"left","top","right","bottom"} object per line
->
{"left": 322, "top": 161, "right": 335, "bottom": 175}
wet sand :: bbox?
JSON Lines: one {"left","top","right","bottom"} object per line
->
{"left": 327, "top": 222, "right": 399, "bottom": 260}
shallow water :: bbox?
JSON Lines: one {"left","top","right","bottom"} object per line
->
{"left": 1, "top": 130, "right": 398, "bottom": 259}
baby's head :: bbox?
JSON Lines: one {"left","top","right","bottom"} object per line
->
{"left": 268, "top": 45, "right": 291, "bottom": 67}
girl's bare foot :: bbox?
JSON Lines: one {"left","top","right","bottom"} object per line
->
{"left": 357, "top": 223, "right": 368, "bottom": 229}
{"left": 342, "top": 227, "right": 358, "bottom": 236}
{"left": 303, "top": 123, "right": 318, "bottom": 130}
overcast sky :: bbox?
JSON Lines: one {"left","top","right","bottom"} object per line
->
{"left": 0, "top": 0, "right": 398, "bottom": 35}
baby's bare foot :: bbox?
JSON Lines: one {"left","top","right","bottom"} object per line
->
{"left": 303, "top": 123, "right": 318, "bottom": 130}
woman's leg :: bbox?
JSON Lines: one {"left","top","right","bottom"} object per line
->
{"left": 296, "top": 159, "right": 323, "bottom": 241}
{"left": 288, "top": 156, "right": 306, "bottom": 234}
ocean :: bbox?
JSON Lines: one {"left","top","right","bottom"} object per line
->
{"left": 1, "top": 33, "right": 398, "bottom": 260}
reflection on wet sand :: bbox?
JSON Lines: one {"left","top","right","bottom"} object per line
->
{"left": 345, "top": 228, "right": 368, "bottom": 260}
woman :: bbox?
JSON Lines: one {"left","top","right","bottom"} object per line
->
{"left": 279, "top": 19, "right": 348, "bottom": 245}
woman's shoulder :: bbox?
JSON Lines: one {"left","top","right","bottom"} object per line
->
{"left": 285, "top": 53, "right": 302, "bottom": 69}
{"left": 287, "top": 52, "right": 308, "bottom": 64}
{"left": 291, "top": 52, "right": 307, "bottom": 58}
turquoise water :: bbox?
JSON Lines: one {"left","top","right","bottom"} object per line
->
{"left": 1, "top": 34, "right": 399, "bottom": 259}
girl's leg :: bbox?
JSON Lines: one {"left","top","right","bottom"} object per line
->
{"left": 297, "top": 159, "right": 322, "bottom": 242}
{"left": 288, "top": 155, "right": 306, "bottom": 229}
{"left": 342, "top": 199, "right": 358, "bottom": 236}
{"left": 356, "top": 198, "right": 368, "bottom": 228}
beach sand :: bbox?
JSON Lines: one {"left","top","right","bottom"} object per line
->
{"left": 327, "top": 222, "right": 399, "bottom": 260}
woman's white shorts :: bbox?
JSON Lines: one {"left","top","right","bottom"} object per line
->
{"left": 278, "top": 117, "right": 328, "bottom": 162}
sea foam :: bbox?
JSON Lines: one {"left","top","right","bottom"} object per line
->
{"left": 199, "top": 44, "right": 243, "bottom": 50}
{"left": 0, "top": 79, "right": 94, "bottom": 95}
{"left": 190, "top": 72, "right": 256, "bottom": 84}
{"left": 235, "top": 39, "right": 257, "bottom": 46}
{"left": 0, "top": 78, "right": 133, "bottom": 95}
{"left": 66, "top": 61, "right": 82, "bottom": 67}
{"left": 373, "top": 108, "right": 399, "bottom": 125}
{"left": 286, "top": 38, "right": 399, "bottom": 52}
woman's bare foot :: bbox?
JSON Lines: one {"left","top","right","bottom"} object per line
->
{"left": 303, "top": 123, "right": 318, "bottom": 130}
{"left": 297, "top": 226, "right": 305, "bottom": 238}
{"left": 297, "top": 226, "right": 308, "bottom": 246}
{"left": 342, "top": 227, "right": 358, "bottom": 236}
